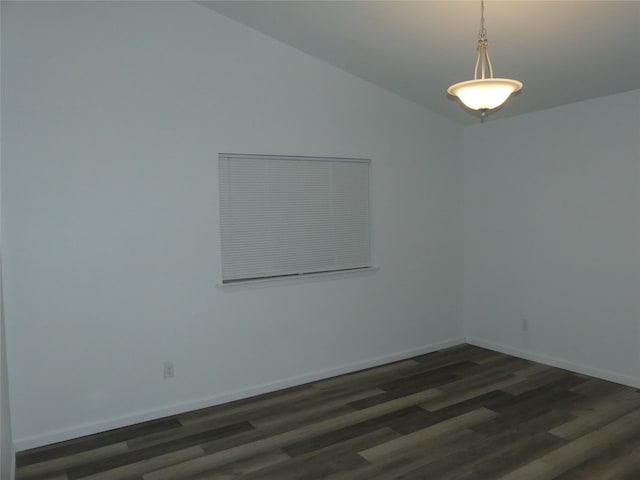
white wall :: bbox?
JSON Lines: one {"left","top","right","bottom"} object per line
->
{"left": 0, "top": 2, "right": 16, "bottom": 477}
{"left": 464, "top": 90, "right": 640, "bottom": 386}
{"left": 1, "top": 1, "right": 463, "bottom": 449}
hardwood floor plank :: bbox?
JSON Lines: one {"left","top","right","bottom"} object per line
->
{"left": 66, "top": 422, "right": 254, "bottom": 479}
{"left": 472, "top": 408, "right": 576, "bottom": 437}
{"left": 497, "top": 405, "right": 640, "bottom": 480}
{"left": 281, "top": 406, "right": 422, "bottom": 457}
{"left": 421, "top": 389, "right": 513, "bottom": 420}
{"left": 322, "top": 428, "right": 484, "bottom": 480}
{"left": 553, "top": 430, "right": 640, "bottom": 480}
{"left": 16, "top": 419, "right": 182, "bottom": 468}
{"left": 568, "top": 377, "right": 629, "bottom": 397}
{"left": 494, "top": 459, "right": 556, "bottom": 480}
{"left": 76, "top": 446, "right": 205, "bottom": 480}
{"left": 177, "top": 385, "right": 315, "bottom": 426}
{"left": 241, "top": 428, "right": 401, "bottom": 480}
{"left": 126, "top": 418, "right": 257, "bottom": 451}
{"left": 489, "top": 377, "right": 587, "bottom": 423}
{"left": 376, "top": 405, "right": 435, "bottom": 435}
{"left": 248, "top": 388, "right": 382, "bottom": 429}
{"left": 420, "top": 374, "right": 522, "bottom": 411}
{"left": 549, "top": 388, "right": 640, "bottom": 440}
{"left": 438, "top": 432, "right": 565, "bottom": 480}
{"left": 166, "top": 450, "right": 291, "bottom": 480}
{"left": 359, "top": 407, "right": 497, "bottom": 461}
{"left": 16, "top": 443, "right": 130, "bottom": 480}
{"left": 500, "top": 368, "right": 585, "bottom": 396}
{"left": 389, "top": 429, "right": 535, "bottom": 480}
{"left": 435, "top": 357, "right": 534, "bottom": 397}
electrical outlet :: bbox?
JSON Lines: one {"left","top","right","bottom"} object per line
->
{"left": 163, "top": 361, "right": 175, "bottom": 379}
{"left": 522, "top": 317, "right": 529, "bottom": 332}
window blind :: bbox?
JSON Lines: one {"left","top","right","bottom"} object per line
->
{"left": 218, "top": 154, "right": 371, "bottom": 284}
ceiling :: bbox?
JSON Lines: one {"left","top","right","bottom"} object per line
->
{"left": 198, "top": 1, "right": 640, "bottom": 125}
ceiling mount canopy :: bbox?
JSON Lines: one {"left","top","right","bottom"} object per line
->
{"left": 447, "top": 0, "right": 522, "bottom": 117}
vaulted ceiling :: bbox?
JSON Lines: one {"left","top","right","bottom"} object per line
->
{"left": 199, "top": 1, "right": 640, "bottom": 124}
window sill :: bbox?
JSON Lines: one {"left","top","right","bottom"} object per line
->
{"left": 216, "top": 266, "right": 379, "bottom": 290}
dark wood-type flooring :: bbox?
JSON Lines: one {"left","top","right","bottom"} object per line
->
{"left": 16, "top": 344, "right": 640, "bottom": 480}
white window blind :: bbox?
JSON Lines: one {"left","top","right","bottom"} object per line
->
{"left": 218, "top": 154, "right": 371, "bottom": 284}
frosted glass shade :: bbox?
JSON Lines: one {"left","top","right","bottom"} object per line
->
{"left": 447, "top": 78, "right": 523, "bottom": 110}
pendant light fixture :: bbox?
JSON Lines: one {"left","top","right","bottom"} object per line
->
{"left": 447, "top": 0, "right": 522, "bottom": 117}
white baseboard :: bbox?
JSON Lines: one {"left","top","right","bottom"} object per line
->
{"left": 467, "top": 337, "right": 640, "bottom": 389}
{"left": 15, "top": 337, "right": 465, "bottom": 451}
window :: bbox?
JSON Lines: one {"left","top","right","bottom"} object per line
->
{"left": 218, "top": 154, "right": 371, "bottom": 284}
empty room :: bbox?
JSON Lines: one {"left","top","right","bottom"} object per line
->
{"left": 1, "top": 1, "right": 640, "bottom": 479}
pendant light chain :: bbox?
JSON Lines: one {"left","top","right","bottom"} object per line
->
{"left": 479, "top": 0, "right": 487, "bottom": 42}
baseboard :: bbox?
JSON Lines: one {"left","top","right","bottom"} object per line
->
{"left": 467, "top": 337, "right": 640, "bottom": 389}
{"left": 15, "top": 336, "right": 465, "bottom": 451}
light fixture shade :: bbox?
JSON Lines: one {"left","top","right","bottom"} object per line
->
{"left": 448, "top": 78, "right": 523, "bottom": 111}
